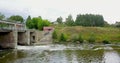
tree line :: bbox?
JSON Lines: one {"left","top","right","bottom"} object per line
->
{"left": 0, "top": 12, "right": 24, "bottom": 22}
{"left": 56, "top": 14, "right": 106, "bottom": 27}
{"left": 0, "top": 12, "right": 120, "bottom": 29}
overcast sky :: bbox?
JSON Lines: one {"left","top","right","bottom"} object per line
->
{"left": 0, "top": 0, "right": 120, "bottom": 24}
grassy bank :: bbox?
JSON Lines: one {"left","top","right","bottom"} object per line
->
{"left": 53, "top": 26, "right": 120, "bottom": 44}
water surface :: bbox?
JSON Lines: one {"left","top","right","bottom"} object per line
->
{"left": 0, "top": 44, "right": 120, "bottom": 63}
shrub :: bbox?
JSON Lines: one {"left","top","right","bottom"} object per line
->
{"left": 72, "top": 35, "right": 78, "bottom": 42}
{"left": 78, "top": 33, "right": 84, "bottom": 43}
{"left": 59, "top": 33, "right": 67, "bottom": 42}
{"left": 102, "top": 40, "right": 110, "bottom": 44}
{"left": 88, "top": 33, "right": 96, "bottom": 43}
{"left": 52, "top": 30, "right": 57, "bottom": 39}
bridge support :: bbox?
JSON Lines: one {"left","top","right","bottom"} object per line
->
{"left": 0, "top": 30, "right": 17, "bottom": 49}
{"left": 0, "top": 29, "right": 47, "bottom": 49}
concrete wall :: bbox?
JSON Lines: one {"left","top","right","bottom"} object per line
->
{"left": 30, "top": 32, "right": 35, "bottom": 44}
{"left": 0, "top": 29, "right": 53, "bottom": 49}
{"left": 0, "top": 31, "right": 17, "bottom": 49}
{"left": 18, "top": 31, "right": 31, "bottom": 45}
{"left": 0, "top": 30, "right": 31, "bottom": 49}
{"left": 33, "top": 31, "right": 53, "bottom": 45}
{"left": 35, "top": 31, "right": 44, "bottom": 43}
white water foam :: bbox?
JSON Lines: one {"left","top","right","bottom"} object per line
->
{"left": 17, "top": 45, "right": 50, "bottom": 50}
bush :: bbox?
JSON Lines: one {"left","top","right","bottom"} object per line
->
{"left": 72, "top": 35, "right": 78, "bottom": 42}
{"left": 52, "top": 30, "right": 57, "bottom": 39}
{"left": 59, "top": 33, "right": 67, "bottom": 42}
{"left": 78, "top": 33, "right": 84, "bottom": 43}
{"left": 102, "top": 40, "right": 110, "bottom": 44}
{"left": 71, "top": 33, "right": 84, "bottom": 43}
{"left": 88, "top": 33, "right": 96, "bottom": 43}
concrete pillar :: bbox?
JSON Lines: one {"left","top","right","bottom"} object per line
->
{"left": 0, "top": 30, "right": 18, "bottom": 49}
{"left": 25, "top": 31, "right": 30, "bottom": 45}
{"left": 13, "top": 30, "right": 18, "bottom": 49}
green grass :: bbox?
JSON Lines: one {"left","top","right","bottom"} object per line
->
{"left": 54, "top": 26, "right": 120, "bottom": 43}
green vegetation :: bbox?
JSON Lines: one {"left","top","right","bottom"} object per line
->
{"left": 65, "top": 14, "right": 74, "bottom": 26}
{"left": 55, "top": 14, "right": 106, "bottom": 27}
{"left": 75, "top": 49, "right": 104, "bottom": 63}
{"left": 56, "top": 16, "right": 63, "bottom": 24}
{"left": 75, "top": 14, "right": 104, "bottom": 27}
{"left": 26, "top": 15, "right": 32, "bottom": 28}
{"left": 26, "top": 16, "right": 51, "bottom": 30}
{"left": 78, "top": 33, "right": 84, "bottom": 43}
{"left": 0, "top": 23, "right": 8, "bottom": 28}
{"left": 0, "top": 12, "right": 51, "bottom": 31}
{"left": 102, "top": 40, "right": 110, "bottom": 44}
{"left": 53, "top": 26, "right": 120, "bottom": 44}
{"left": 59, "top": 33, "right": 67, "bottom": 42}
{"left": 0, "top": 12, "right": 5, "bottom": 20}
{"left": 0, "top": 12, "right": 120, "bottom": 44}
{"left": 8, "top": 15, "right": 24, "bottom": 22}
{"left": 70, "top": 33, "right": 84, "bottom": 43}
{"left": 52, "top": 30, "right": 58, "bottom": 39}
{"left": 115, "top": 22, "right": 120, "bottom": 27}
{"left": 71, "top": 35, "right": 78, "bottom": 42}
{"left": 88, "top": 33, "right": 96, "bottom": 43}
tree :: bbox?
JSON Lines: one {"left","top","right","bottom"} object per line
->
{"left": 25, "top": 16, "right": 51, "bottom": 30}
{"left": 104, "top": 21, "right": 110, "bottom": 27}
{"left": 0, "top": 13, "right": 5, "bottom": 20}
{"left": 56, "top": 16, "right": 63, "bottom": 24}
{"left": 32, "top": 17, "right": 41, "bottom": 29}
{"left": 38, "top": 19, "right": 51, "bottom": 30}
{"left": 37, "top": 18, "right": 43, "bottom": 30}
{"left": 75, "top": 14, "right": 82, "bottom": 26}
{"left": 115, "top": 22, "right": 120, "bottom": 27}
{"left": 75, "top": 14, "right": 105, "bottom": 27}
{"left": 8, "top": 15, "right": 24, "bottom": 22}
{"left": 26, "top": 15, "right": 32, "bottom": 28}
{"left": 0, "top": 13, "right": 6, "bottom": 27}
{"left": 26, "top": 15, "right": 31, "bottom": 22}
{"left": 43, "top": 19, "right": 51, "bottom": 26}
{"left": 65, "top": 14, "right": 74, "bottom": 26}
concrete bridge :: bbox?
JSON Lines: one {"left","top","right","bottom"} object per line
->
{"left": 0, "top": 20, "right": 38, "bottom": 49}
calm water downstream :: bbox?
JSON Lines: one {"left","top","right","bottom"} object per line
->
{"left": 0, "top": 44, "right": 120, "bottom": 63}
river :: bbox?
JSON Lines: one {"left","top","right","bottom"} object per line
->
{"left": 0, "top": 44, "right": 120, "bottom": 63}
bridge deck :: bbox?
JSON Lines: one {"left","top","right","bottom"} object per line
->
{"left": 0, "top": 29, "right": 12, "bottom": 32}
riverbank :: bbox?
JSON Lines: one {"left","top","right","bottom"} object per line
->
{"left": 53, "top": 26, "right": 120, "bottom": 44}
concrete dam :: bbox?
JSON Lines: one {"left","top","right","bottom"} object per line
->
{"left": 0, "top": 20, "right": 52, "bottom": 49}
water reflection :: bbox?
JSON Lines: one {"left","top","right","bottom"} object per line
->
{"left": 75, "top": 50, "right": 104, "bottom": 63}
{"left": 0, "top": 50, "right": 26, "bottom": 63}
{"left": 0, "top": 44, "right": 120, "bottom": 63}
{"left": 103, "top": 51, "right": 120, "bottom": 63}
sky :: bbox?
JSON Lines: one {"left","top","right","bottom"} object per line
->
{"left": 0, "top": 0, "right": 120, "bottom": 24}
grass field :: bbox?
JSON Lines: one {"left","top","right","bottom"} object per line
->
{"left": 54, "top": 26, "right": 120, "bottom": 43}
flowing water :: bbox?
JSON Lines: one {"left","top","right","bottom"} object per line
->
{"left": 0, "top": 44, "right": 120, "bottom": 63}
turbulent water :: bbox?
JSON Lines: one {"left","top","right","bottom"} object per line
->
{"left": 0, "top": 44, "right": 120, "bottom": 63}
